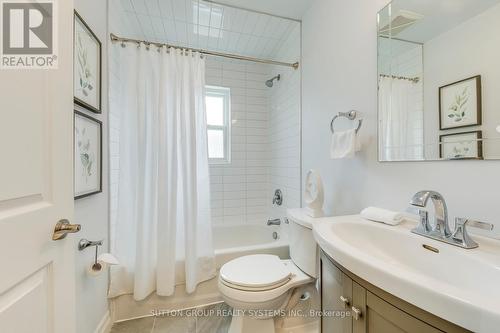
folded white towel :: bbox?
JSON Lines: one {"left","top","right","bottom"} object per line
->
{"left": 360, "top": 207, "right": 403, "bottom": 226}
{"left": 330, "top": 129, "right": 361, "bottom": 159}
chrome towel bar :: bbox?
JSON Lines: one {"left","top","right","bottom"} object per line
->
{"left": 330, "top": 110, "right": 363, "bottom": 134}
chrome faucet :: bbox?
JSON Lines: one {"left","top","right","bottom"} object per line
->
{"left": 267, "top": 218, "right": 281, "bottom": 226}
{"left": 409, "top": 190, "right": 493, "bottom": 249}
{"left": 410, "top": 190, "right": 451, "bottom": 238}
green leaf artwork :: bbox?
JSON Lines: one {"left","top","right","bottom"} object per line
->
{"left": 447, "top": 87, "right": 469, "bottom": 122}
{"left": 76, "top": 126, "right": 94, "bottom": 181}
{"left": 76, "top": 32, "right": 94, "bottom": 98}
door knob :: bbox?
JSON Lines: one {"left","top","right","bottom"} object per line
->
{"left": 52, "top": 219, "right": 81, "bottom": 240}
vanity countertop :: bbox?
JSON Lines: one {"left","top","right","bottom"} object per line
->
{"left": 313, "top": 215, "right": 500, "bottom": 333}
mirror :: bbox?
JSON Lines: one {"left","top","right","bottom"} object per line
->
{"left": 378, "top": 0, "right": 500, "bottom": 161}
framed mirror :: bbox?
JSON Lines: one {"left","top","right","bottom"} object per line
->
{"left": 377, "top": 0, "right": 500, "bottom": 161}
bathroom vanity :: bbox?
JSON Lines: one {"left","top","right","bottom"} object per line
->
{"left": 313, "top": 215, "right": 500, "bottom": 333}
{"left": 320, "top": 251, "right": 468, "bottom": 333}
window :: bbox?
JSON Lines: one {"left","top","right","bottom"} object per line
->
{"left": 205, "top": 86, "right": 231, "bottom": 164}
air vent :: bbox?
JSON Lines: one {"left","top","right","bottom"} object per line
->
{"left": 379, "top": 10, "right": 423, "bottom": 36}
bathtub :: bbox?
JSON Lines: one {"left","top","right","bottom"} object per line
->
{"left": 213, "top": 224, "right": 290, "bottom": 268}
{"left": 112, "top": 224, "right": 290, "bottom": 321}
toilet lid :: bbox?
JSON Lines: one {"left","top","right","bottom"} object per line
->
{"left": 220, "top": 254, "right": 292, "bottom": 289}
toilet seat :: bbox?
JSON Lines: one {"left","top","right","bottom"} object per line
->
{"left": 218, "top": 257, "right": 314, "bottom": 304}
{"left": 217, "top": 209, "right": 319, "bottom": 333}
{"left": 220, "top": 254, "right": 292, "bottom": 291}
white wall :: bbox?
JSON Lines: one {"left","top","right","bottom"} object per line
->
{"left": 74, "top": 0, "right": 110, "bottom": 332}
{"left": 423, "top": 3, "right": 500, "bottom": 159}
{"left": 302, "top": 0, "right": 500, "bottom": 239}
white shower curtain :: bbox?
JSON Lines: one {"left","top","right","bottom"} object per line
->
{"left": 379, "top": 76, "right": 423, "bottom": 161}
{"left": 109, "top": 44, "right": 215, "bottom": 301}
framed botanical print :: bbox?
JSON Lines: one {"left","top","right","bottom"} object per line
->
{"left": 74, "top": 111, "right": 102, "bottom": 199}
{"left": 439, "top": 75, "right": 481, "bottom": 130}
{"left": 439, "top": 131, "right": 483, "bottom": 160}
{"left": 74, "top": 11, "right": 102, "bottom": 113}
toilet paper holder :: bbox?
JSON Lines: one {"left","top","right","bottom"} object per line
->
{"left": 78, "top": 239, "right": 103, "bottom": 251}
{"left": 78, "top": 239, "right": 118, "bottom": 276}
{"left": 79, "top": 239, "right": 105, "bottom": 275}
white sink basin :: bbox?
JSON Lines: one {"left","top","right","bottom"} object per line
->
{"left": 313, "top": 215, "right": 500, "bottom": 333}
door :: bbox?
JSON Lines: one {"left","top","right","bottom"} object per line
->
{"left": 321, "top": 252, "right": 353, "bottom": 333}
{"left": 0, "top": 0, "right": 76, "bottom": 332}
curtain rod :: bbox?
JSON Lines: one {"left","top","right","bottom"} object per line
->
{"left": 110, "top": 33, "right": 299, "bottom": 70}
{"left": 379, "top": 74, "right": 420, "bottom": 83}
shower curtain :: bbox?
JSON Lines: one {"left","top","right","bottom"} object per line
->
{"left": 109, "top": 44, "right": 215, "bottom": 301}
{"left": 379, "top": 76, "right": 423, "bottom": 161}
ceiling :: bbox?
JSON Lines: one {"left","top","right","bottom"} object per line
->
{"left": 116, "top": 0, "right": 301, "bottom": 61}
{"left": 204, "top": 0, "right": 315, "bottom": 20}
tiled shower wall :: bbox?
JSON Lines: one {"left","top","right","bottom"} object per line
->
{"left": 268, "top": 24, "right": 302, "bottom": 220}
{"left": 206, "top": 57, "right": 272, "bottom": 225}
{"left": 109, "top": 0, "right": 133, "bottom": 250}
{"left": 207, "top": 25, "right": 302, "bottom": 226}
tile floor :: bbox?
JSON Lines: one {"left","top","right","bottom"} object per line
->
{"left": 110, "top": 303, "right": 232, "bottom": 333}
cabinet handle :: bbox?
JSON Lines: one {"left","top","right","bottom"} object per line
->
{"left": 352, "top": 306, "right": 362, "bottom": 320}
{"left": 339, "top": 295, "right": 350, "bottom": 308}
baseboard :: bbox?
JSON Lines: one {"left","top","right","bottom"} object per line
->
{"left": 94, "top": 310, "right": 112, "bottom": 333}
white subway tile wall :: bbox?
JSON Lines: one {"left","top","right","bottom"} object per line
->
{"left": 109, "top": 0, "right": 136, "bottom": 250}
{"left": 206, "top": 57, "right": 272, "bottom": 225}
{"left": 207, "top": 25, "right": 301, "bottom": 226}
{"left": 267, "top": 24, "right": 301, "bottom": 219}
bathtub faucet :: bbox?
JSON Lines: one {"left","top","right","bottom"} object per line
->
{"left": 267, "top": 218, "right": 281, "bottom": 226}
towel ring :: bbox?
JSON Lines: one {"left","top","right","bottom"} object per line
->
{"left": 330, "top": 110, "right": 363, "bottom": 134}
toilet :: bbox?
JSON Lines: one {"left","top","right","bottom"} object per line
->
{"left": 218, "top": 209, "right": 319, "bottom": 333}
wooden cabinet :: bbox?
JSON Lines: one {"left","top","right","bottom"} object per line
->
{"left": 320, "top": 251, "right": 470, "bottom": 333}
{"left": 321, "top": 255, "right": 352, "bottom": 333}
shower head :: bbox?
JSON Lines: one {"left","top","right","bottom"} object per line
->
{"left": 265, "top": 74, "right": 281, "bottom": 88}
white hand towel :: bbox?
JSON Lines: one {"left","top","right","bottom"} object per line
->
{"left": 360, "top": 207, "right": 403, "bottom": 226}
{"left": 330, "top": 129, "right": 361, "bottom": 159}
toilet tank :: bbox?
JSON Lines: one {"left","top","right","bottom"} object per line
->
{"left": 287, "top": 208, "right": 319, "bottom": 278}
